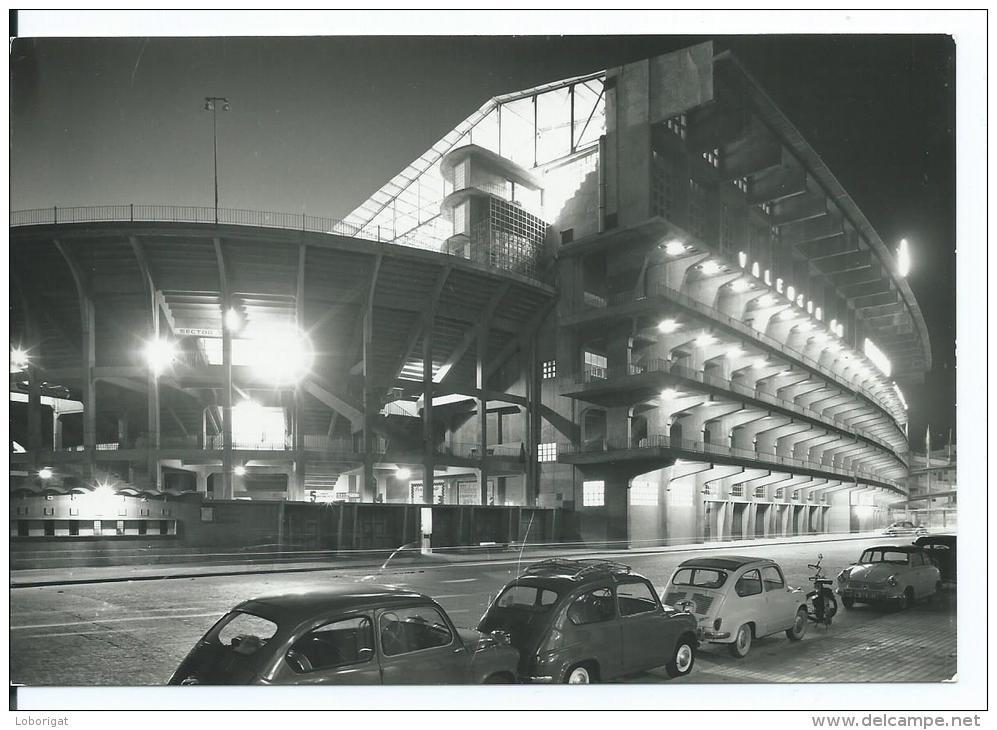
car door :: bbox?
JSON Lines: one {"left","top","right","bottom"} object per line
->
{"left": 908, "top": 551, "right": 935, "bottom": 595}
{"left": 376, "top": 604, "right": 470, "bottom": 684}
{"left": 562, "top": 585, "right": 622, "bottom": 680}
{"left": 270, "top": 613, "right": 382, "bottom": 685}
{"left": 760, "top": 565, "right": 797, "bottom": 631}
{"left": 731, "top": 568, "right": 769, "bottom": 636}
{"left": 615, "top": 578, "right": 671, "bottom": 674}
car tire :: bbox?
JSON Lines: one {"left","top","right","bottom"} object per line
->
{"left": 565, "top": 664, "right": 595, "bottom": 684}
{"left": 665, "top": 636, "right": 696, "bottom": 677}
{"left": 841, "top": 595, "right": 855, "bottom": 609}
{"left": 786, "top": 608, "right": 808, "bottom": 641}
{"left": 728, "top": 624, "right": 753, "bottom": 658}
{"left": 895, "top": 588, "right": 913, "bottom": 611}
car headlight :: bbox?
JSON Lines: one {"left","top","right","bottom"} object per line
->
{"left": 886, "top": 575, "right": 898, "bottom": 587}
{"left": 837, "top": 568, "right": 851, "bottom": 583}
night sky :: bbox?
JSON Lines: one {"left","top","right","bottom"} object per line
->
{"left": 9, "top": 35, "right": 956, "bottom": 451}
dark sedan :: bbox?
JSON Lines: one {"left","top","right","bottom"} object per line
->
{"left": 914, "top": 534, "right": 957, "bottom": 584}
{"left": 169, "top": 584, "right": 519, "bottom": 685}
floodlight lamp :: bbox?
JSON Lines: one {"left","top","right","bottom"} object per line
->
{"left": 664, "top": 240, "right": 686, "bottom": 256}
{"left": 660, "top": 388, "right": 679, "bottom": 400}
{"left": 144, "top": 338, "right": 178, "bottom": 375}
{"left": 395, "top": 467, "right": 411, "bottom": 480}
{"left": 10, "top": 347, "right": 29, "bottom": 373}
{"left": 657, "top": 319, "right": 679, "bottom": 334}
{"left": 695, "top": 333, "right": 715, "bottom": 348}
{"left": 225, "top": 307, "right": 243, "bottom": 332}
{"left": 700, "top": 261, "right": 721, "bottom": 275}
{"left": 730, "top": 279, "right": 750, "bottom": 293}
{"left": 38, "top": 467, "right": 53, "bottom": 480}
{"left": 234, "top": 465, "right": 247, "bottom": 477}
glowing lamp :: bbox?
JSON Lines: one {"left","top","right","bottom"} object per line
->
{"left": 657, "top": 319, "right": 679, "bottom": 334}
{"left": 38, "top": 467, "right": 53, "bottom": 480}
{"left": 664, "top": 240, "right": 686, "bottom": 256}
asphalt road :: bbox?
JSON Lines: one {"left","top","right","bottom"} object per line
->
{"left": 10, "top": 535, "right": 956, "bottom": 686}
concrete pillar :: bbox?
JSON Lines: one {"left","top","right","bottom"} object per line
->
{"left": 196, "top": 470, "right": 210, "bottom": 495}
{"left": 421, "top": 312, "right": 435, "bottom": 504}
{"left": 82, "top": 297, "right": 97, "bottom": 477}
{"left": 52, "top": 412, "right": 63, "bottom": 451}
{"left": 220, "top": 306, "right": 233, "bottom": 500}
{"left": 117, "top": 413, "right": 130, "bottom": 448}
{"left": 476, "top": 325, "right": 488, "bottom": 505}
{"left": 604, "top": 470, "right": 630, "bottom": 549}
{"left": 27, "top": 366, "right": 42, "bottom": 463}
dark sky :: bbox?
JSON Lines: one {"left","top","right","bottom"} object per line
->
{"left": 8, "top": 35, "right": 956, "bottom": 450}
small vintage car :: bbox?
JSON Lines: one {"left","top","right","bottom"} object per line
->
{"left": 169, "top": 584, "right": 520, "bottom": 685}
{"left": 663, "top": 556, "right": 808, "bottom": 658}
{"left": 883, "top": 520, "right": 929, "bottom": 537}
{"left": 913, "top": 534, "right": 957, "bottom": 584}
{"left": 836, "top": 544, "right": 941, "bottom": 610}
{"left": 477, "top": 559, "right": 698, "bottom": 683}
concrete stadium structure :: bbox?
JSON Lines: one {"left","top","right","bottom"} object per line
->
{"left": 9, "top": 42, "right": 930, "bottom": 548}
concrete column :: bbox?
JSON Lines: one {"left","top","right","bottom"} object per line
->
{"left": 195, "top": 470, "right": 210, "bottom": 495}
{"left": 603, "top": 470, "right": 630, "bottom": 549}
{"left": 220, "top": 307, "right": 233, "bottom": 500}
{"left": 421, "top": 312, "right": 435, "bottom": 504}
{"left": 476, "top": 325, "right": 488, "bottom": 505}
{"left": 117, "top": 413, "right": 130, "bottom": 448}
{"left": 52, "top": 412, "right": 63, "bottom": 451}
{"left": 27, "top": 366, "right": 42, "bottom": 463}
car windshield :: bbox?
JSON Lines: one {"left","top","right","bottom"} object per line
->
{"left": 213, "top": 610, "right": 279, "bottom": 654}
{"left": 494, "top": 584, "right": 559, "bottom": 612}
{"left": 671, "top": 567, "right": 728, "bottom": 589}
{"left": 860, "top": 549, "right": 909, "bottom": 565}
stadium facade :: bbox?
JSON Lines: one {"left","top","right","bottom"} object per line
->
{"left": 10, "top": 42, "right": 930, "bottom": 548}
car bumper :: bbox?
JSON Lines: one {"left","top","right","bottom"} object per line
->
{"left": 697, "top": 628, "right": 732, "bottom": 642}
{"left": 521, "top": 675, "right": 556, "bottom": 684}
{"left": 839, "top": 587, "right": 903, "bottom": 602}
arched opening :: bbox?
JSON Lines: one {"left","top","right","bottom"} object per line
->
{"left": 581, "top": 408, "right": 607, "bottom": 450}
{"left": 628, "top": 404, "right": 652, "bottom": 448}
{"left": 669, "top": 420, "right": 683, "bottom": 444}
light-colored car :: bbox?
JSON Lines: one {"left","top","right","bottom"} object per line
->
{"left": 836, "top": 544, "right": 941, "bottom": 610}
{"left": 883, "top": 520, "right": 928, "bottom": 537}
{"left": 662, "top": 556, "right": 808, "bottom": 658}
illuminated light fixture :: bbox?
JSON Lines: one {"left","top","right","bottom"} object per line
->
{"left": 829, "top": 318, "right": 838, "bottom": 332}
{"left": 700, "top": 260, "right": 721, "bottom": 275}
{"left": 751, "top": 262, "right": 761, "bottom": 278}
{"left": 657, "top": 319, "right": 679, "bottom": 334}
{"left": 764, "top": 269, "right": 772, "bottom": 286}
{"left": 233, "top": 465, "right": 247, "bottom": 477}
{"left": 796, "top": 294, "right": 805, "bottom": 307}
{"left": 664, "top": 240, "right": 686, "bottom": 256}
{"left": 730, "top": 279, "right": 751, "bottom": 293}
{"left": 144, "top": 338, "right": 178, "bottom": 375}
{"left": 863, "top": 338, "right": 893, "bottom": 377}
{"left": 10, "top": 347, "right": 29, "bottom": 373}
{"left": 815, "top": 307, "right": 823, "bottom": 321}
{"left": 246, "top": 325, "right": 315, "bottom": 385}
{"left": 660, "top": 388, "right": 679, "bottom": 399}
{"left": 892, "top": 382, "right": 908, "bottom": 410}
{"left": 395, "top": 467, "right": 412, "bottom": 480}
{"left": 695, "top": 333, "right": 716, "bottom": 348}
{"left": 758, "top": 294, "right": 776, "bottom": 307}
{"left": 225, "top": 307, "right": 243, "bottom": 332}
{"left": 897, "top": 238, "right": 911, "bottom": 277}
{"left": 807, "top": 300, "right": 814, "bottom": 314}
{"left": 95, "top": 483, "right": 115, "bottom": 498}
{"left": 776, "top": 278, "right": 784, "bottom": 293}
{"left": 38, "top": 467, "right": 53, "bottom": 480}
{"left": 738, "top": 251, "right": 747, "bottom": 268}
{"left": 835, "top": 323, "right": 844, "bottom": 337}
{"left": 726, "top": 346, "right": 745, "bottom": 359}
{"left": 787, "top": 285, "right": 795, "bottom": 301}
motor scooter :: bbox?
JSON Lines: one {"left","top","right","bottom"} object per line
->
{"left": 807, "top": 553, "right": 838, "bottom": 627}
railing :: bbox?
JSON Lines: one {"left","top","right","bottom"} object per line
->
{"left": 10, "top": 205, "right": 548, "bottom": 285}
{"left": 571, "top": 357, "right": 899, "bottom": 456}
{"left": 556, "top": 434, "right": 902, "bottom": 491}
{"left": 578, "top": 283, "right": 905, "bottom": 423}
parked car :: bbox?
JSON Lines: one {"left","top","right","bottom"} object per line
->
{"left": 836, "top": 544, "right": 941, "bottom": 610}
{"left": 913, "top": 534, "right": 957, "bottom": 584}
{"left": 662, "top": 556, "right": 808, "bottom": 658}
{"left": 478, "top": 558, "right": 698, "bottom": 683}
{"left": 883, "top": 520, "right": 928, "bottom": 537}
{"left": 169, "top": 584, "right": 519, "bottom": 685}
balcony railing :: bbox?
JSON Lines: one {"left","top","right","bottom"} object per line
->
{"left": 556, "top": 435, "right": 902, "bottom": 491}
{"left": 10, "top": 205, "right": 547, "bottom": 285}
{"left": 571, "top": 357, "right": 899, "bottom": 457}
{"left": 578, "top": 283, "right": 905, "bottom": 423}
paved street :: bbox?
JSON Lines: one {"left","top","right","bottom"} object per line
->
{"left": 10, "top": 535, "right": 956, "bottom": 686}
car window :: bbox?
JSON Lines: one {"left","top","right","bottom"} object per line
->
{"left": 215, "top": 611, "right": 279, "bottom": 655}
{"left": 925, "top": 543, "right": 950, "bottom": 551}
{"left": 566, "top": 587, "right": 615, "bottom": 625}
{"left": 734, "top": 569, "right": 763, "bottom": 597}
{"left": 860, "top": 549, "right": 909, "bottom": 564}
{"left": 495, "top": 584, "right": 559, "bottom": 612}
{"left": 671, "top": 568, "right": 728, "bottom": 589}
{"left": 760, "top": 566, "right": 785, "bottom": 591}
{"left": 616, "top": 580, "right": 658, "bottom": 617}
{"left": 286, "top": 616, "right": 374, "bottom": 673}
{"left": 379, "top": 606, "right": 453, "bottom": 656}
{"left": 909, "top": 552, "right": 924, "bottom": 566}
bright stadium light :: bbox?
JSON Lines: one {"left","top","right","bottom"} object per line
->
{"left": 233, "top": 465, "right": 247, "bottom": 477}
{"left": 657, "top": 319, "right": 679, "bottom": 334}
{"left": 660, "top": 388, "right": 679, "bottom": 400}
{"left": 10, "top": 347, "right": 30, "bottom": 373}
{"left": 95, "top": 483, "right": 115, "bottom": 498}
{"left": 897, "top": 238, "right": 911, "bottom": 277}
{"left": 247, "top": 325, "right": 314, "bottom": 385}
{"left": 38, "top": 467, "right": 53, "bottom": 480}
{"left": 664, "top": 240, "right": 686, "bottom": 256}
{"left": 700, "top": 260, "right": 721, "bottom": 275}
{"left": 738, "top": 251, "right": 747, "bottom": 268}
{"left": 730, "top": 279, "right": 751, "bottom": 293}
{"left": 695, "top": 333, "right": 715, "bottom": 348}
{"left": 144, "top": 338, "right": 178, "bottom": 375}
{"left": 395, "top": 467, "right": 411, "bottom": 480}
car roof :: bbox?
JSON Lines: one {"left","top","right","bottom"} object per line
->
{"left": 676, "top": 555, "right": 773, "bottom": 571}
{"left": 914, "top": 534, "right": 956, "bottom": 544}
{"left": 863, "top": 544, "right": 923, "bottom": 552}
{"left": 511, "top": 559, "right": 650, "bottom": 591}
{"left": 235, "top": 584, "right": 430, "bottom": 623}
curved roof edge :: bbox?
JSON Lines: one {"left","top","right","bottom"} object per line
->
{"left": 714, "top": 51, "right": 932, "bottom": 376}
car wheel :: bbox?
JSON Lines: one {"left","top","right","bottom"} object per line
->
{"left": 665, "top": 636, "right": 696, "bottom": 677}
{"left": 841, "top": 595, "right": 855, "bottom": 609}
{"left": 895, "top": 588, "right": 913, "bottom": 611}
{"left": 728, "top": 624, "right": 753, "bottom": 658}
{"left": 565, "top": 665, "right": 594, "bottom": 684}
{"left": 786, "top": 608, "right": 808, "bottom": 641}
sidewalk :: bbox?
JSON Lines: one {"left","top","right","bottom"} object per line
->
{"left": 9, "top": 530, "right": 891, "bottom": 588}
